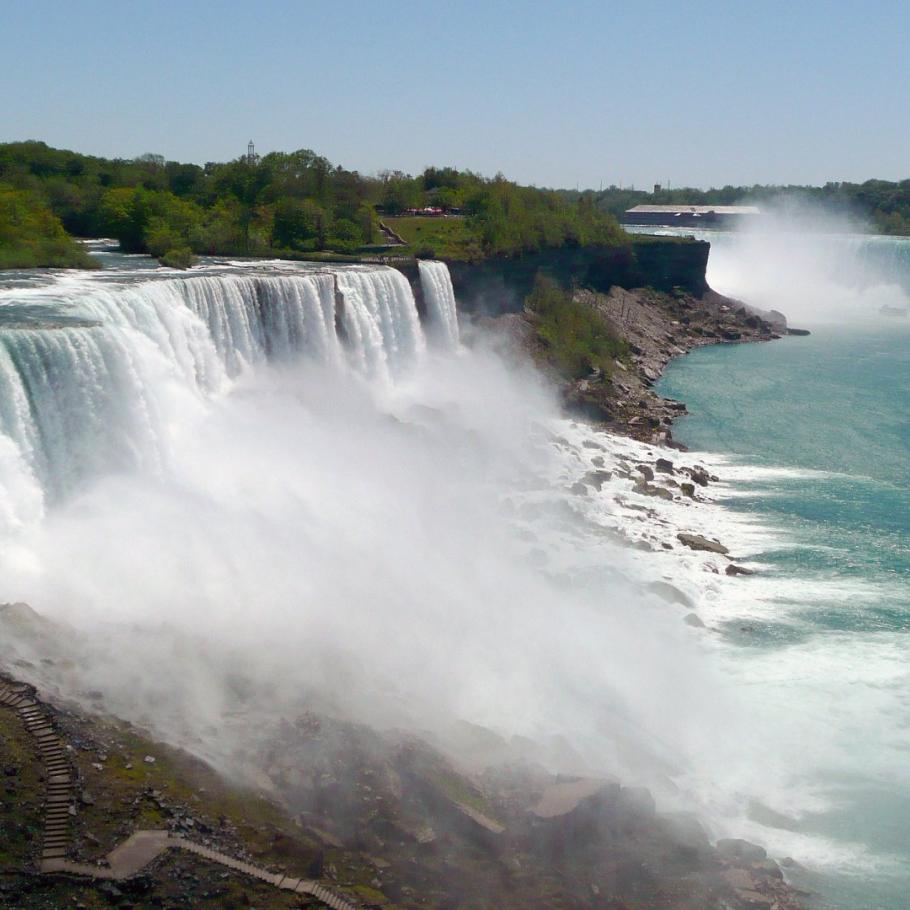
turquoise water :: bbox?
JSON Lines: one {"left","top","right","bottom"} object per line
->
{"left": 658, "top": 325, "right": 910, "bottom": 909}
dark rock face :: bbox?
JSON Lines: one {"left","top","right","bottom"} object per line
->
{"left": 726, "top": 564, "right": 756, "bottom": 577}
{"left": 655, "top": 457, "right": 674, "bottom": 473}
{"left": 439, "top": 239, "right": 711, "bottom": 317}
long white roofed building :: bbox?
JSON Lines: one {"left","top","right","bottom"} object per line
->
{"left": 622, "top": 204, "right": 761, "bottom": 227}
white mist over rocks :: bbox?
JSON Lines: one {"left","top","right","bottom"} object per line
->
{"left": 0, "top": 257, "right": 844, "bottom": 873}
{"left": 700, "top": 206, "right": 910, "bottom": 325}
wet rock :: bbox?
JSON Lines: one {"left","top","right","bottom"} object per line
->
{"left": 569, "top": 482, "right": 588, "bottom": 495}
{"left": 677, "top": 533, "right": 729, "bottom": 555}
{"left": 634, "top": 481, "right": 673, "bottom": 500}
{"left": 590, "top": 455, "right": 605, "bottom": 467}
{"left": 646, "top": 581, "right": 694, "bottom": 608}
{"left": 685, "top": 466, "right": 711, "bottom": 486}
{"left": 716, "top": 837, "right": 767, "bottom": 863}
{"left": 655, "top": 457, "right": 674, "bottom": 473}
{"left": 583, "top": 470, "right": 612, "bottom": 490}
{"left": 680, "top": 482, "right": 696, "bottom": 498}
{"left": 637, "top": 464, "right": 654, "bottom": 481}
{"left": 726, "top": 564, "right": 756, "bottom": 576}
{"left": 684, "top": 613, "right": 705, "bottom": 628}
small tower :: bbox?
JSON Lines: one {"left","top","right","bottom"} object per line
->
{"left": 246, "top": 140, "right": 259, "bottom": 165}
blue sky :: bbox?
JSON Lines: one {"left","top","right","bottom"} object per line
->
{"left": 2, "top": 0, "right": 907, "bottom": 189}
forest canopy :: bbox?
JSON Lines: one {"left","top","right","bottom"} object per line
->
{"left": 0, "top": 142, "right": 627, "bottom": 267}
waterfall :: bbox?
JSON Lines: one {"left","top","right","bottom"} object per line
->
{"left": 335, "top": 268, "right": 425, "bottom": 380}
{"left": 418, "top": 260, "right": 460, "bottom": 349}
{"left": 0, "top": 263, "right": 456, "bottom": 501}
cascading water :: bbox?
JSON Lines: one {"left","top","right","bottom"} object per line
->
{"left": 418, "top": 260, "right": 460, "bottom": 348}
{"left": 0, "top": 264, "right": 430, "bottom": 502}
{"left": 334, "top": 267, "right": 425, "bottom": 379}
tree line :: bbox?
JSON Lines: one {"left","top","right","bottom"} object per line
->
{"left": 0, "top": 142, "right": 627, "bottom": 268}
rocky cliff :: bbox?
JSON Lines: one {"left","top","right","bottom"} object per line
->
{"left": 397, "top": 236, "right": 710, "bottom": 318}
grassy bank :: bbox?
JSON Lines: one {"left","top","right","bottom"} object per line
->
{"left": 382, "top": 216, "right": 483, "bottom": 260}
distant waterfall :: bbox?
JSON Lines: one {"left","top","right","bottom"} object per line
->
{"left": 0, "top": 263, "right": 456, "bottom": 500}
{"left": 418, "top": 261, "right": 460, "bottom": 349}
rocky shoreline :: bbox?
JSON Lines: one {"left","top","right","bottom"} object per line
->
{"left": 488, "top": 283, "right": 793, "bottom": 449}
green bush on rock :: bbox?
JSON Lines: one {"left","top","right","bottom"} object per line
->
{"left": 159, "top": 247, "right": 196, "bottom": 269}
{"left": 526, "top": 273, "right": 629, "bottom": 379}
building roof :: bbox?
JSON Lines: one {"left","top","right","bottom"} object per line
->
{"left": 625, "top": 205, "right": 761, "bottom": 215}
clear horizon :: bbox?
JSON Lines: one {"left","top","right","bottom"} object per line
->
{"left": 3, "top": 0, "right": 909, "bottom": 190}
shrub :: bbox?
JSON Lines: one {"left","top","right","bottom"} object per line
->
{"left": 525, "top": 273, "right": 628, "bottom": 379}
{"left": 159, "top": 247, "right": 196, "bottom": 269}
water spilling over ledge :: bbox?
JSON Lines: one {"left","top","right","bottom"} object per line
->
{"left": 0, "top": 262, "right": 459, "bottom": 500}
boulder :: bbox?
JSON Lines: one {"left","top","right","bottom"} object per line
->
{"left": 677, "top": 533, "right": 729, "bottom": 555}
{"left": 725, "top": 564, "right": 755, "bottom": 577}
{"left": 634, "top": 481, "right": 673, "bottom": 500}
{"left": 655, "top": 457, "right": 674, "bottom": 474}
{"left": 680, "top": 482, "right": 696, "bottom": 498}
{"left": 637, "top": 464, "right": 655, "bottom": 481}
{"left": 685, "top": 466, "right": 711, "bottom": 486}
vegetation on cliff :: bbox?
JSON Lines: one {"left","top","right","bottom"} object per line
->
{"left": 0, "top": 141, "right": 626, "bottom": 267}
{"left": 525, "top": 273, "right": 629, "bottom": 379}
